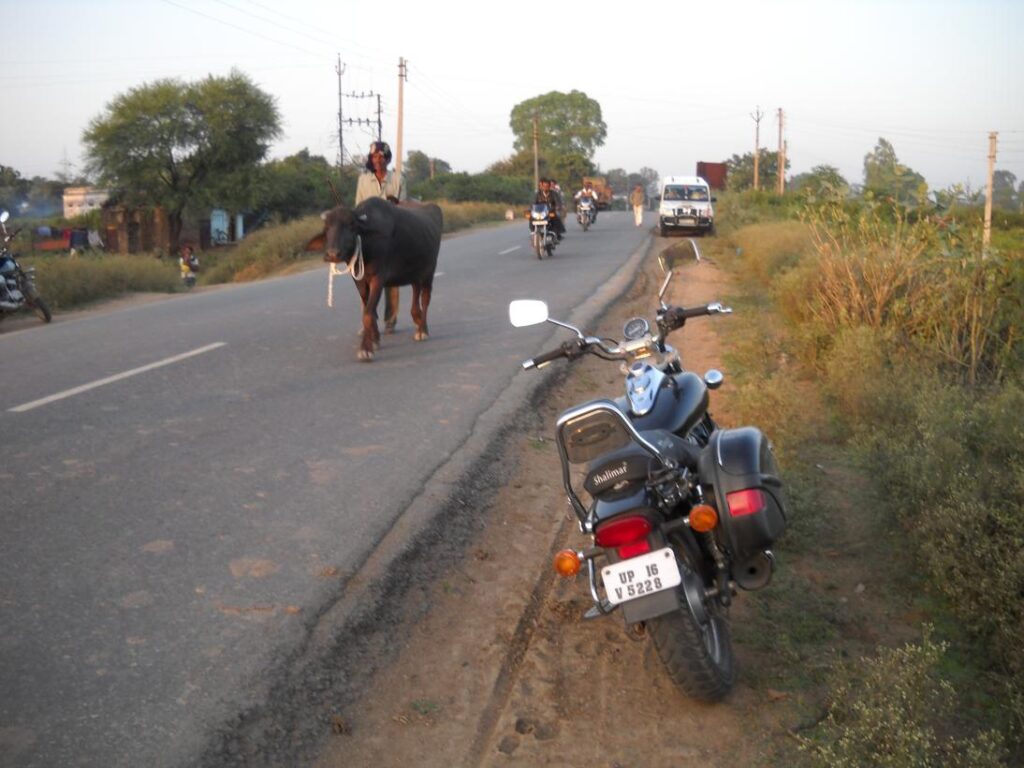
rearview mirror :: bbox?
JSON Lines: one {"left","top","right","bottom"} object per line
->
{"left": 509, "top": 299, "right": 549, "bottom": 328}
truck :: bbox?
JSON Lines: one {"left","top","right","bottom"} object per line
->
{"left": 696, "top": 162, "right": 728, "bottom": 191}
{"left": 582, "top": 177, "right": 614, "bottom": 210}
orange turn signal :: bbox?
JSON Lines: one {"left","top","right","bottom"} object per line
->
{"left": 688, "top": 504, "right": 719, "bottom": 533}
{"left": 553, "top": 549, "right": 582, "bottom": 577}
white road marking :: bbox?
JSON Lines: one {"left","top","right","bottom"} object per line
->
{"left": 689, "top": 238, "right": 702, "bottom": 262}
{"left": 498, "top": 246, "right": 521, "bottom": 255}
{"left": 8, "top": 342, "right": 227, "bottom": 413}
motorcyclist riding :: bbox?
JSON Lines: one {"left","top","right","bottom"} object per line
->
{"left": 533, "top": 178, "right": 566, "bottom": 241}
{"left": 574, "top": 180, "right": 599, "bottom": 223}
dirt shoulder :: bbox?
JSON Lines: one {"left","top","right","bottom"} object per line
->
{"left": 312, "top": 239, "right": 801, "bottom": 768}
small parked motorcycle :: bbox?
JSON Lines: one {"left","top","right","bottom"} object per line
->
{"left": 528, "top": 203, "right": 558, "bottom": 260}
{"left": 0, "top": 210, "right": 51, "bottom": 324}
{"left": 509, "top": 255, "right": 787, "bottom": 701}
{"left": 576, "top": 197, "right": 595, "bottom": 231}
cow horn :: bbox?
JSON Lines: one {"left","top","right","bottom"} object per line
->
{"left": 358, "top": 213, "right": 368, "bottom": 222}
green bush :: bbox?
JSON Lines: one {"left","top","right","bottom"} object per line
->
{"left": 868, "top": 382, "right": 1024, "bottom": 699}
{"left": 801, "top": 630, "right": 1007, "bottom": 767}
{"left": 24, "top": 252, "right": 179, "bottom": 309}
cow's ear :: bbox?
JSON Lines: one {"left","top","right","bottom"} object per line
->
{"left": 320, "top": 210, "right": 330, "bottom": 221}
{"left": 304, "top": 233, "right": 326, "bottom": 253}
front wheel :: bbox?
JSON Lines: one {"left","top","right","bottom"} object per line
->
{"left": 646, "top": 576, "right": 735, "bottom": 701}
{"left": 532, "top": 231, "right": 544, "bottom": 259}
{"left": 29, "top": 297, "right": 52, "bottom": 323}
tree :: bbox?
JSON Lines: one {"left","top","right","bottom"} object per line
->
{"left": 862, "top": 137, "right": 926, "bottom": 204}
{"left": 725, "top": 149, "right": 787, "bottom": 191}
{"left": 252, "top": 149, "right": 340, "bottom": 222}
{"left": 404, "top": 150, "right": 452, "bottom": 188}
{"left": 789, "top": 165, "right": 849, "bottom": 199}
{"left": 991, "top": 170, "right": 1019, "bottom": 212}
{"left": 82, "top": 69, "right": 281, "bottom": 250}
{"left": 509, "top": 91, "right": 607, "bottom": 161}
{"left": 0, "top": 165, "right": 28, "bottom": 212}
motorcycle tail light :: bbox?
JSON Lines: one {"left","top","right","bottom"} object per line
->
{"left": 726, "top": 489, "right": 767, "bottom": 517}
{"left": 553, "top": 549, "right": 582, "bottom": 578}
{"left": 616, "top": 540, "right": 652, "bottom": 559}
{"left": 594, "top": 515, "right": 652, "bottom": 548}
{"left": 688, "top": 504, "right": 718, "bottom": 532}
{"left": 595, "top": 515, "right": 653, "bottom": 557}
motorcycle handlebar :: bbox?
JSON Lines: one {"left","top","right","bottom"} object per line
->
{"left": 661, "top": 302, "right": 731, "bottom": 333}
{"left": 522, "top": 339, "right": 582, "bottom": 370}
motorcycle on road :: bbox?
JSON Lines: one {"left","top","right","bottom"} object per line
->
{"left": 576, "top": 198, "right": 595, "bottom": 231}
{"left": 0, "top": 210, "right": 52, "bottom": 324}
{"left": 528, "top": 203, "right": 558, "bottom": 260}
{"left": 509, "top": 255, "right": 787, "bottom": 701}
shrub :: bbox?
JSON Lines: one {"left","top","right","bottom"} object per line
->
{"left": 801, "top": 630, "right": 1007, "bottom": 767}
{"left": 24, "top": 252, "right": 179, "bottom": 309}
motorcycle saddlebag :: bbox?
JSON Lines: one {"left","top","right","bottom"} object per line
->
{"left": 699, "top": 427, "right": 787, "bottom": 562}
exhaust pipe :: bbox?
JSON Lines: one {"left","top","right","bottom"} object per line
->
{"left": 734, "top": 550, "right": 775, "bottom": 591}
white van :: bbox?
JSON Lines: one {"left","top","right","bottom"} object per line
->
{"left": 657, "top": 176, "right": 715, "bottom": 236}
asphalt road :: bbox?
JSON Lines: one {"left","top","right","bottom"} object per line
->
{"left": 0, "top": 210, "right": 651, "bottom": 767}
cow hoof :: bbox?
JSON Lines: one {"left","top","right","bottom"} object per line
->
{"left": 357, "top": 349, "right": 375, "bottom": 362}
{"left": 414, "top": 331, "right": 428, "bottom": 342}
{"left": 385, "top": 323, "right": 396, "bottom": 335}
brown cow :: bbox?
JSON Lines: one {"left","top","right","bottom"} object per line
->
{"left": 307, "top": 196, "right": 443, "bottom": 361}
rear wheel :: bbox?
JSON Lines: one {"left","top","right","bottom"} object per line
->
{"left": 646, "top": 569, "right": 735, "bottom": 701}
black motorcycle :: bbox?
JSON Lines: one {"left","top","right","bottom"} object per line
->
{"left": 0, "top": 210, "right": 51, "bottom": 324}
{"left": 509, "top": 256, "right": 787, "bottom": 701}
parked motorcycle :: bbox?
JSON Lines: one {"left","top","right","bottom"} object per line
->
{"left": 576, "top": 197, "right": 595, "bottom": 231}
{"left": 508, "top": 256, "right": 787, "bottom": 701}
{"left": 0, "top": 210, "right": 51, "bottom": 324}
{"left": 529, "top": 203, "right": 558, "bottom": 260}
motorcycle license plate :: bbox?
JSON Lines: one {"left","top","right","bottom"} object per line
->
{"left": 601, "top": 548, "right": 681, "bottom": 606}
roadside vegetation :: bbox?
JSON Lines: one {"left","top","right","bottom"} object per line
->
{"left": 16, "top": 200, "right": 508, "bottom": 311}
{"left": 703, "top": 189, "right": 1021, "bottom": 765}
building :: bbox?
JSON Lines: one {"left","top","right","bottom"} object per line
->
{"left": 62, "top": 186, "right": 110, "bottom": 220}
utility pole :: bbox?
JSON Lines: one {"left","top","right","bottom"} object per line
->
{"left": 983, "top": 131, "right": 998, "bottom": 255}
{"left": 532, "top": 113, "right": 540, "bottom": 189}
{"left": 342, "top": 91, "right": 381, "bottom": 145}
{"left": 751, "top": 106, "right": 764, "bottom": 191}
{"left": 335, "top": 55, "right": 345, "bottom": 171}
{"left": 777, "top": 108, "right": 785, "bottom": 195}
{"left": 396, "top": 57, "right": 407, "bottom": 177}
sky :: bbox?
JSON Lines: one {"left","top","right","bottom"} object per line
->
{"left": 3, "top": 0, "right": 1023, "bottom": 193}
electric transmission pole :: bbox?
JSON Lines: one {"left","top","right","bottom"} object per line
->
{"left": 777, "top": 108, "right": 785, "bottom": 195}
{"left": 983, "top": 131, "right": 998, "bottom": 255}
{"left": 396, "top": 57, "right": 407, "bottom": 176}
{"left": 335, "top": 55, "right": 345, "bottom": 171}
{"left": 751, "top": 106, "right": 764, "bottom": 191}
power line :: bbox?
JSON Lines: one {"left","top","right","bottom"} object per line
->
{"left": 156, "top": 0, "right": 326, "bottom": 60}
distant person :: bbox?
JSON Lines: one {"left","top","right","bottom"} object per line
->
{"left": 355, "top": 141, "right": 405, "bottom": 333}
{"left": 179, "top": 244, "right": 200, "bottom": 287}
{"left": 630, "top": 184, "right": 645, "bottom": 227}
